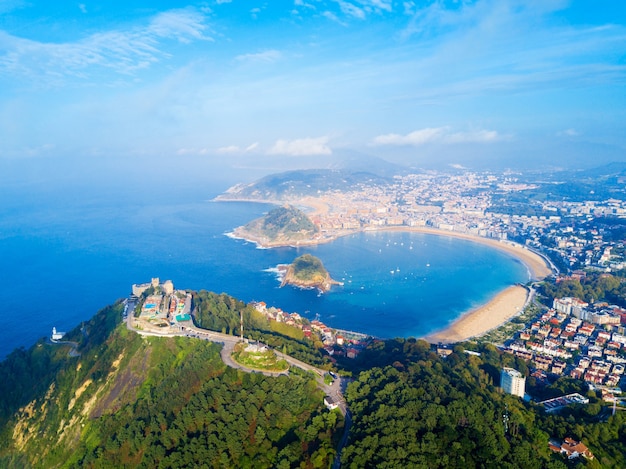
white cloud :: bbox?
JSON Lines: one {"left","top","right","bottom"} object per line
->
{"left": 267, "top": 136, "right": 332, "bottom": 156}
{"left": 78, "top": 4, "right": 87, "bottom": 14}
{"left": 215, "top": 142, "right": 259, "bottom": 154}
{"left": 322, "top": 11, "right": 346, "bottom": 25}
{"left": 445, "top": 129, "right": 500, "bottom": 143}
{"left": 177, "top": 147, "right": 210, "bottom": 155}
{"left": 372, "top": 127, "right": 501, "bottom": 146}
{"left": 557, "top": 128, "right": 579, "bottom": 137}
{"left": 0, "top": 8, "right": 211, "bottom": 83}
{"left": 336, "top": 1, "right": 366, "bottom": 20}
{"left": 216, "top": 145, "right": 240, "bottom": 154}
{"left": 357, "top": 0, "right": 392, "bottom": 13}
{"left": 235, "top": 49, "right": 282, "bottom": 63}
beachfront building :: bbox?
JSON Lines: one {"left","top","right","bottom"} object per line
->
{"left": 500, "top": 367, "right": 526, "bottom": 398}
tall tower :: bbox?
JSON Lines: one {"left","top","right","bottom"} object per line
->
{"left": 500, "top": 367, "right": 526, "bottom": 398}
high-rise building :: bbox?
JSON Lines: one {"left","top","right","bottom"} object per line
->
{"left": 501, "top": 367, "right": 526, "bottom": 398}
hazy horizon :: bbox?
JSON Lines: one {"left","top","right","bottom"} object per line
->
{"left": 1, "top": 0, "right": 625, "bottom": 185}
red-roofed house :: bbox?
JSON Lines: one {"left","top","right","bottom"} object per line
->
{"left": 559, "top": 438, "right": 594, "bottom": 460}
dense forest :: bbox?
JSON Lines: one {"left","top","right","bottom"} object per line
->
{"left": 243, "top": 205, "right": 319, "bottom": 240}
{"left": 0, "top": 301, "right": 339, "bottom": 468}
{"left": 539, "top": 272, "right": 626, "bottom": 307}
{"left": 291, "top": 254, "right": 329, "bottom": 281}
{"left": 340, "top": 339, "right": 625, "bottom": 468}
{"left": 1, "top": 291, "right": 625, "bottom": 467}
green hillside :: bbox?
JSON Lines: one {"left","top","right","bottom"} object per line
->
{"left": 238, "top": 205, "right": 319, "bottom": 245}
{"left": 219, "top": 168, "right": 392, "bottom": 200}
{"left": 292, "top": 254, "right": 328, "bottom": 282}
{"left": 338, "top": 340, "right": 626, "bottom": 468}
{"left": 1, "top": 293, "right": 625, "bottom": 468}
{"left": 0, "top": 300, "right": 339, "bottom": 468}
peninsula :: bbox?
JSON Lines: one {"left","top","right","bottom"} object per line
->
{"left": 279, "top": 254, "right": 342, "bottom": 293}
{"left": 231, "top": 204, "right": 321, "bottom": 247}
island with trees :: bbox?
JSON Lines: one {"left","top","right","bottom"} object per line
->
{"left": 279, "top": 254, "right": 343, "bottom": 293}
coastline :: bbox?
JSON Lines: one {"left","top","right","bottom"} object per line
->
{"left": 422, "top": 285, "right": 530, "bottom": 344}
{"left": 218, "top": 197, "right": 554, "bottom": 343}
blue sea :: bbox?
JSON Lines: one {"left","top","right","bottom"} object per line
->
{"left": 0, "top": 175, "right": 528, "bottom": 360}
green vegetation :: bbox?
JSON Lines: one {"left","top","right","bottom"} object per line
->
{"left": 3, "top": 288, "right": 626, "bottom": 468}
{"left": 232, "top": 342, "right": 289, "bottom": 372}
{"left": 241, "top": 205, "right": 318, "bottom": 243}
{"left": 0, "top": 300, "right": 340, "bottom": 468}
{"left": 220, "top": 168, "right": 392, "bottom": 200}
{"left": 281, "top": 254, "right": 340, "bottom": 292}
{"left": 193, "top": 290, "right": 329, "bottom": 367}
{"left": 291, "top": 254, "right": 328, "bottom": 282}
{"left": 539, "top": 272, "right": 626, "bottom": 307}
{"left": 339, "top": 339, "right": 626, "bottom": 468}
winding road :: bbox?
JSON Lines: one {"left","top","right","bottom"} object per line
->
{"left": 124, "top": 297, "right": 351, "bottom": 465}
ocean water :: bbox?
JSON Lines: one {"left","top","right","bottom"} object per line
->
{"left": 0, "top": 185, "right": 528, "bottom": 360}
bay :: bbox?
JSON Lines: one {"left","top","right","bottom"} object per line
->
{"left": 0, "top": 189, "right": 528, "bottom": 359}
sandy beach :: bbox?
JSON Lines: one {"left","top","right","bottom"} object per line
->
{"left": 423, "top": 285, "right": 530, "bottom": 344}
{"left": 220, "top": 196, "right": 554, "bottom": 343}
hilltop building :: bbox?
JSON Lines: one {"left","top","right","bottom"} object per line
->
{"left": 132, "top": 278, "right": 174, "bottom": 297}
{"left": 500, "top": 367, "right": 526, "bottom": 398}
{"left": 51, "top": 327, "right": 65, "bottom": 341}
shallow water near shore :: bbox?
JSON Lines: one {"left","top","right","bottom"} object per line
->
{"left": 0, "top": 193, "right": 527, "bottom": 359}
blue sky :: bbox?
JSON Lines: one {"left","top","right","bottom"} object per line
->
{"left": 1, "top": 0, "right": 625, "bottom": 171}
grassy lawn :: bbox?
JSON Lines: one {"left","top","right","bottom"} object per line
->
{"left": 232, "top": 342, "right": 289, "bottom": 372}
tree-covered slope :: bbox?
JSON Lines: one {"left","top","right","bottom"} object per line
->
{"left": 235, "top": 205, "right": 319, "bottom": 246}
{"left": 291, "top": 254, "right": 328, "bottom": 281}
{"left": 339, "top": 339, "right": 625, "bottom": 469}
{"left": 280, "top": 254, "right": 341, "bottom": 292}
{"left": 0, "top": 300, "right": 340, "bottom": 468}
{"left": 219, "top": 168, "right": 392, "bottom": 200}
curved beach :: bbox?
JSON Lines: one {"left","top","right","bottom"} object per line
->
{"left": 422, "top": 285, "right": 530, "bottom": 344}
{"left": 221, "top": 197, "right": 554, "bottom": 342}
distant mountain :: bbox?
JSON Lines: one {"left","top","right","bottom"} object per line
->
{"left": 218, "top": 168, "right": 393, "bottom": 201}
{"left": 518, "top": 162, "right": 626, "bottom": 201}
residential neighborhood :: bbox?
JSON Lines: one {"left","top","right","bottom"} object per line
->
{"left": 504, "top": 295, "right": 626, "bottom": 398}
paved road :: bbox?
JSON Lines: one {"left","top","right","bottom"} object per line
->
{"left": 125, "top": 302, "right": 347, "bottom": 412}
{"left": 125, "top": 300, "right": 352, "bottom": 464}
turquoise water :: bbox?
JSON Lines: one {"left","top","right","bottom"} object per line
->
{"left": 0, "top": 191, "right": 528, "bottom": 359}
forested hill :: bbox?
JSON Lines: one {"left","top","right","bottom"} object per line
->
{"left": 235, "top": 204, "right": 319, "bottom": 246}
{"left": 1, "top": 291, "right": 625, "bottom": 467}
{"left": 338, "top": 340, "right": 626, "bottom": 468}
{"left": 0, "top": 299, "right": 339, "bottom": 468}
{"left": 218, "top": 168, "right": 392, "bottom": 201}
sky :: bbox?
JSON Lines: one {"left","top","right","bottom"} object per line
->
{"left": 1, "top": 0, "right": 626, "bottom": 177}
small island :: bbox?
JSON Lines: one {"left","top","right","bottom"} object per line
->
{"left": 279, "top": 254, "right": 343, "bottom": 293}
